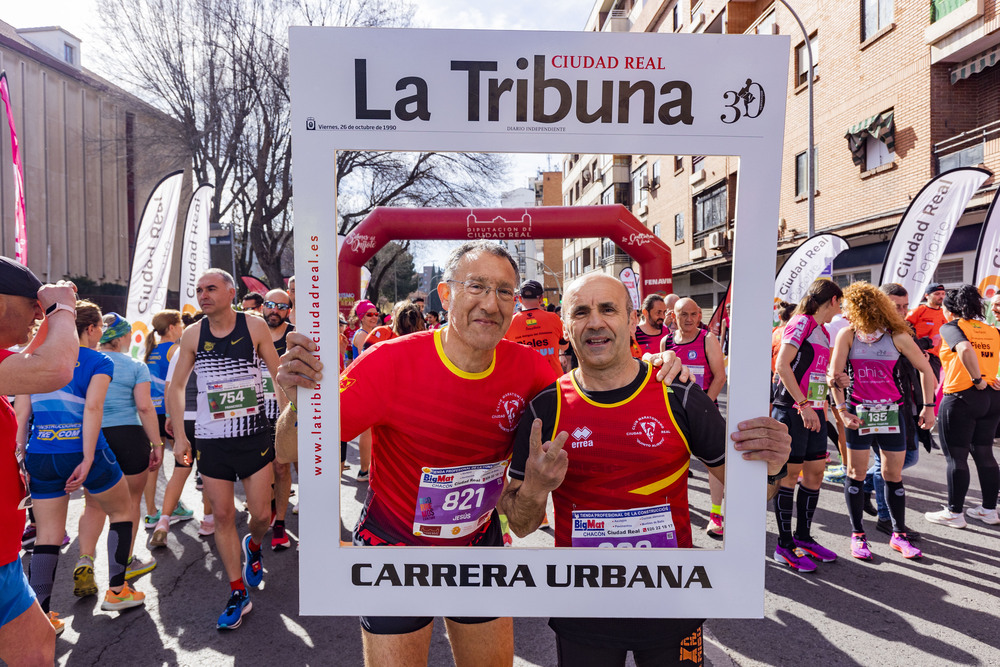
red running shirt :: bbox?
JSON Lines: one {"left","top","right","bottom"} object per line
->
{"left": 546, "top": 365, "right": 696, "bottom": 548}
{"left": 340, "top": 329, "right": 557, "bottom": 545}
{"left": 0, "top": 350, "right": 25, "bottom": 566}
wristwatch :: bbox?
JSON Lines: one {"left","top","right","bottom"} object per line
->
{"left": 44, "top": 302, "right": 75, "bottom": 318}
{"left": 767, "top": 463, "right": 788, "bottom": 485}
{"left": 973, "top": 376, "right": 986, "bottom": 387}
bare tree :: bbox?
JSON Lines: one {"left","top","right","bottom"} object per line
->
{"left": 96, "top": 0, "right": 507, "bottom": 287}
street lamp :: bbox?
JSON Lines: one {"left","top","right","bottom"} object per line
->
{"left": 523, "top": 255, "right": 563, "bottom": 297}
{"left": 777, "top": 0, "right": 815, "bottom": 238}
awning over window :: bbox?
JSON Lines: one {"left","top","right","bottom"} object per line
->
{"left": 950, "top": 45, "right": 1000, "bottom": 84}
{"left": 844, "top": 110, "right": 895, "bottom": 167}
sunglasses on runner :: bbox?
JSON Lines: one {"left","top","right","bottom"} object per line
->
{"left": 263, "top": 301, "right": 291, "bottom": 311}
{"left": 364, "top": 311, "right": 378, "bottom": 318}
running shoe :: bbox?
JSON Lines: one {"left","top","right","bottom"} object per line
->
{"left": 875, "top": 518, "right": 921, "bottom": 540}
{"left": 292, "top": 503, "right": 298, "bottom": 515}
{"left": 150, "top": 527, "right": 168, "bottom": 548}
{"left": 924, "top": 507, "right": 967, "bottom": 529}
{"left": 965, "top": 505, "right": 1000, "bottom": 525}
{"left": 540, "top": 513, "right": 550, "bottom": 527}
{"left": 170, "top": 502, "right": 195, "bottom": 523}
{"left": 772, "top": 545, "right": 817, "bottom": 572}
{"left": 823, "top": 464, "right": 846, "bottom": 483}
{"left": 793, "top": 536, "right": 837, "bottom": 562}
{"left": 73, "top": 556, "right": 98, "bottom": 597}
{"left": 850, "top": 533, "right": 873, "bottom": 560}
{"left": 889, "top": 533, "right": 923, "bottom": 559}
{"left": 706, "top": 513, "right": 724, "bottom": 537}
{"left": 125, "top": 555, "right": 157, "bottom": 580}
{"left": 198, "top": 516, "right": 216, "bottom": 536}
{"left": 217, "top": 590, "right": 252, "bottom": 630}
{"left": 21, "top": 525, "right": 36, "bottom": 549}
{"left": 271, "top": 526, "right": 290, "bottom": 551}
{"left": 356, "top": 469, "right": 369, "bottom": 483}
{"left": 101, "top": 582, "right": 145, "bottom": 611}
{"left": 61, "top": 533, "right": 70, "bottom": 547}
{"left": 143, "top": 511, "right": 161, "bottom": 529}
{"left": 195, "top": 474, "right": 204, "bottom": 491}
{"left": 241, "top": 535, "right": 264, "bottom": 588}
{"left": 48, "top": 611, "right": 65, "bottom": 637}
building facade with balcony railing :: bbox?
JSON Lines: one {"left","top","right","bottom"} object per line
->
{"left": 559, "top": 0, "right": 1000, "bottom": 313}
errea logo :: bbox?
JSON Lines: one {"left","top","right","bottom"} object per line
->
{"left": 571, "top": 426, "right": 594, "bottom": 449}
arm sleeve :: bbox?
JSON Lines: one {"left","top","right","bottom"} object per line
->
{"left": 939, "top": 321, "right": 968, "bottom": 349}
{"left": 508, "top": 384, "right": 558, "bottom": 481}
{"left": 668, "top": 380, "right": 726, "bottom": 467}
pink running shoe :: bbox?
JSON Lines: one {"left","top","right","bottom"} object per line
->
{"left": 793, "top": 536, "right": 837, "bottom": 562}
{"left": 889, "top": 533, "right": 922, "bottom": 559}
{"left": 706, "top": 513, "right": 724, "bottom": 537}
{"left": 850, "top": 533, "right": 873, "bottom": 560}
{"left": 773, "top": 545, "right": 817, "bottom": 572}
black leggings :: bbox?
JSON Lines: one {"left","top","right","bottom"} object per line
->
{"left": 938, "top": 390, "right": 1000, "bottom": 512}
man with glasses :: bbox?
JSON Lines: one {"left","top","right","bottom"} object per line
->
{"left": 0, "top": 257, "right": 78, "bottom": 660}
{"left": 262, "top": 289, "right": 295, "bottom": 549}
{"left": 278, "top": 241, "right": 566, "bottom": 665}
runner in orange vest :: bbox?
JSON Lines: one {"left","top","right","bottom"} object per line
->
{"left": 504, "top": 280, "right": 566, "bottom": 376}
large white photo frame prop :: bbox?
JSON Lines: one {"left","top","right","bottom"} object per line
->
{"left": 290, "top": 27, "right": 788, "bottom": 618}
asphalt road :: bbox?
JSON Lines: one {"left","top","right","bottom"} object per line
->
{"left": 24, "top": 432, "right": 1000, "bottom": 667}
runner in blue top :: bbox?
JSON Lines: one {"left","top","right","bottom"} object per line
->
{"left": 771, "top": 278, "right": 843, "bottom": 572}
{"left": 74, "top": 313, "right": 164, "bottom": 598}
{"left": 17, "top": 301, "right": 147, "bottom": 619}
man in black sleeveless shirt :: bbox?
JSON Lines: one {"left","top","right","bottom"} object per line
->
{"left": 167, "top": 269, "right": 282, "bottom": 631}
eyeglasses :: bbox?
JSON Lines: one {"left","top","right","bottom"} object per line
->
{"left": 446, "top": 280, "right": 515, "bottom": 302}
{"left": 263, "top": 301, "right": 291, "bottom": 311}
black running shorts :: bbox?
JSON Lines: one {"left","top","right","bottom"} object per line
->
{"left": 195, "top": 430, "right": 274, "bottom": 482}
{"left": 102, "top": 425, "right": 151, "bottom": 476}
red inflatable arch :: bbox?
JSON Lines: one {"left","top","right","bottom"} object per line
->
{"left": 338, "top": 205, "right": 672, "bottom": 313}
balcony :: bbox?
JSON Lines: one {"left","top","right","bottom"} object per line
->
{"left": 933, "top": 119, "right": 1000, "bottom": 175}
{"left": 926, "top": 0, "right": 1000, "bottom": 64}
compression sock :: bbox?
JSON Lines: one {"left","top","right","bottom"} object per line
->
{"left": 885, "top": 480, "right": 906, "bottom": 533}
{"left": 773, "top": 487, "right": 795, "bottom": 549}
{"left": 231, "top": 578, "right": 246, "bottom": 593}
{"left": 28, "top": 544, "right": 60, "bottom": 614}
{"left": 795, "top": 485, "right": 820, "bottom": 539}
{"left": 107, "top": 521, "right": 132, "bottom": 588}
{"left": 845, "top": 478, "right": 865, "bottom": 533}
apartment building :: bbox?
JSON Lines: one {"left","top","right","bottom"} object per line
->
{"left": 563, "top": 0, "right": 1000, "bottom": 310}
{"left": 0, "top": 20, "right": 190, "bottom": 288}
{"left": 503, "top": 170, "right": 564, "bottom": 302}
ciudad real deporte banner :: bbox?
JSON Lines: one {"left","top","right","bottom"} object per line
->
{"left": 289, "top": 27, "right": 789, "bottom": 618}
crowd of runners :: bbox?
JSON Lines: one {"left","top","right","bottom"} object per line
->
{"left": 2, "top": 240, "right": 999, "bottom": 665}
